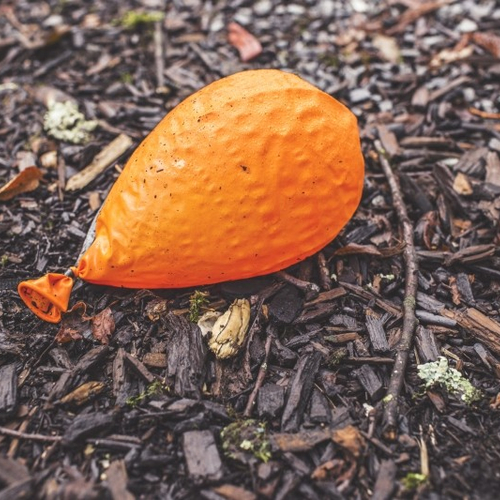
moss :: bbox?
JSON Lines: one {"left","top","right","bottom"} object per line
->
{"left": 118, "top": 10, "right": 164, "bottom": 29}
{"left": 417, "top": 356, "right": 482, "bottom": 405}
{"left": 220, "top": 420, "right": 271, "bottom": 464}
{"left": 402, "top": 472, "right": 427, "bottom": 491}
{"left": 43, "top": 101, "right": 97, "bottom": 144}
{"left": 126, "top": 380, "right": 169, "bottom": 408}
{"left": 188, "top": 290, "right": 209, "bottom": 323}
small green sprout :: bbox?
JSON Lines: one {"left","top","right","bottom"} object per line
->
{"left": 188, "top": 290, "right": 209, "bottom": 323}
{"left": 417, "top": 356, "right": 482, "bottom": 405}
{"left": 0, "top": 255, "right": 8, "bottom": 267}
{"left": 43, "top": 101, "right": 98, "bottom": 144}
{"left": 126, "top": 380, "right": 169, "bottom": 408}
{"left": 382, "top": 394, "right": 393, "bottom": 405}
{"left": 119, "top": 10, "right": 164, "bottom": 29}
{"left": 402, "top": 472, "right": 427, "bottom": 491}
{"left": 220, "top": 420, "right": 272, "bottom": 464}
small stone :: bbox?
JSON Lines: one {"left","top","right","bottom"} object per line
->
{"left": 209, "top": 14, "right": 224, "bottom": 32}
{"left": 287, "top": 4, "right": 306, "bottom": 15}
{"left": 349, "top": 88, "right": 371, "bottom": 104}
{"left": 318, "top": 0, "right": 335, "bottom": 17}
{"left": 254, "top": 0, "right": 273, "bottom": 16}
{"left": 489, "top": 138, "right": 500, "bottom": 153}
{"left": 457, "top": 18, "right": 478, "bottom": 32}
{"left": 234, "top": 8, "right": 252, "bottom": 26}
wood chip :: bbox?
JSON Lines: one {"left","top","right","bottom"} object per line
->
{"left": 182, "top": 430, "right": 223, "bottom": 480}
{"left": 0, "top": 364, "right": 17, "bottom": 417}
{"left": 65, "top": 134, "right": 133, "bottom": 191}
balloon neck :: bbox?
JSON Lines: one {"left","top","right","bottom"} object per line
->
{"left": 18, "top": 273, "right": 75, "bottom": 323}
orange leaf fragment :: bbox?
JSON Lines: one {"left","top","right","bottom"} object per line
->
{"left": 227, "top": 22, "right": 262, "bottom": 62}
{"left": 0, "top": 166, "right": 42, "bottom": 201}
{"left": 472, "top": 32, "right": 500, "bottom": 58}
{"left": 91, "top": 307, "right": 115, "bottom": 344}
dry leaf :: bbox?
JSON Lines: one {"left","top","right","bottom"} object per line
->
{"left": 372, "top": 34, "right": 400, "bottom": 63}
{"left": 453, "top": 172, "right": 473, "bottom": 195}
{"left": 88, "top": 191, "right": 101, "bottom": 211}
{"left": 472, "top": 32, "right": 500, "bottom": 58}
{"left": 430, "top": 45, "right": 474, "bottom": 69}
{"left": 91, "top": 307, "right": 115, "bottom": 344}
{"left": 212, "top": 485, "right": 256, "bottom": 500}
{"left": 332, "top": 425, "right": 365, "bottom": 458}
{"left": 227, "top": 22, "right": 262, "bottom": 62}
{"left": 0, "top": 167, "right": 43, "bottom": 201}
{"left": 54, "top": 301, "right": 90, "bottom": 344}
{"left": 208, "top": 299, "right": 250, "bottom": 359}
{"left": 59, "top": 381, "right": 106, "bottom": 405}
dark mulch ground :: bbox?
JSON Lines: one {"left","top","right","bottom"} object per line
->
{"left": 1, "top": 0, "right": 500, "bottom": 498}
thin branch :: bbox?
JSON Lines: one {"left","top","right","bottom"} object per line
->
{"left": 243, "top": 325, "right": 275, "bottom": 417}
{"left": 375, "top": 140, "right": 419, "bottom": 440}
{"left": 0, "top": 425, "right": 62, "bottom": 443}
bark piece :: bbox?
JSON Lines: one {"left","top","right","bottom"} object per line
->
{"left": 47, "top": 346, "right": 109, "bottom": 405}
{"left": 442, "top": 308, "right": 500, "bottom": 356}
{"left": 62, "top": 412, "right": 115, "bottom": 446}
{"left": 456, "top": 273, "right": 475, "bottom": 304}
{"left": 162, "top": 313, "right": 207, "bottom": 398}
{"left": 309, "top": 389, "right": 330, "bottom": 424}
{"left": 372, "top": 460, "right": 397, "bottom": 500}
{"left": 182, "top": 430, "right": 223, "bottom": 480}
{"left": 0, "top": 364, "right": 17, "bottom": 418}
{"left": 105, "top": 460, "right": 134, "bottom": 500}
{"left": 112, "top": 348, "right": 128, "bottom": 407}
{"left": 415, "top": 326, "right": 440, "bottom": 363}
{"left": 257, "top": 384, "right": 285, "bottom": 419}
{"left": 268, "top": 285, "right": 303, "bottom": 324}
{"left": 0, "top": 455, "right": 30, "bottom": 486}
{"left": 354, "top": 365, "right": 384, "bottom": 401}
{"left": 281, "top": 351, "right": 322, "bottom": 432}
{"left": 366, "top": 310, "right": 390, "bottom": 353}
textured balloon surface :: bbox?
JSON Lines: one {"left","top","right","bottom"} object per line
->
{"left": 19, "top": 69, "right": 364, "bottom": 322}
{"left": 75, "top": 70, "right": 364, "bottom": 287}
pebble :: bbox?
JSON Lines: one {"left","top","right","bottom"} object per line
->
{"left": 287, "top": 4, "right": 306, "bottom": 15}
{"left": 233, "top": 8, "right": 252, "bottom": 25}
{"left": 318, "top": 0, "right": 335, "bottom": 17}
{"left": 209, "top": 14, "right": 224, "bottom": 32}
{"left": 254, "top": 0, "right": 273, "bottom": 17}
{"left": 489, "top": 138, "right": 500, "bottom": 153}
{"left": 457, "top": 18, "right": 478, "bottom": 32}
{"left": 349, "top": 88, "right": 371, "bottom": 104}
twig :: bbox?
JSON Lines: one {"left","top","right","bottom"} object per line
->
{"left": 243, "top": 325, "right": 275, "bottom": 417}
{"left": 276, "top": 270, "right": 320, "bottom": 300}
{"left": 375, "top": 140, "right": 419, "bottom": 440}
{"left": 154, "top": 18, "right": 165, "bottom": 90}
{"left": 317, "top": 252, "right": 333, "bottom": 290}
{"left": 0, "top": 425, "right": 62, "bottom": 443}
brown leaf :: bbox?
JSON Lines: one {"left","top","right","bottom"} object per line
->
{"left": 472, "top": 32, "right": 500, "bottom": 58}
{"left": 212, "top": 484, "right": 257, "bottom": 500}
{"left": 0, "top": 166, "right": 42, "bottom": 201}
{"left": 55, "top": 301, "right": 90, "bottom": 344}
{"left": 332, "top": 425, "right": 365, "bottom": 458}
{"left": 59, "top": 381, "right": 106, "bottom": 405}
{"left": 227, "top": 22, "right": 262, "bottom": 62}
{"left": 91, "top": 307, "right": 115, "bottom": 344}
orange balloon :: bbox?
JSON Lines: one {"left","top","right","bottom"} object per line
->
{"left": 19, "top": 70, "right": 364, "bottom": 323}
